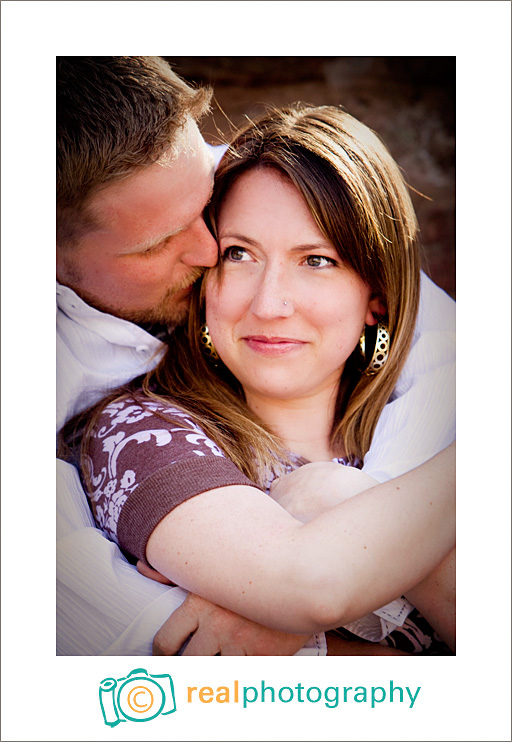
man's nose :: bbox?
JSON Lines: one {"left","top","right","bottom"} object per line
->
{"left": 249, "top": 268, "right": 294, "bottom": 320}
{"left": 182, "top": 218, "right": 218, "bottom": 268}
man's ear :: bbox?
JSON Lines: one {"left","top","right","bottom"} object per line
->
{"left": 365, "top": 295, "right": 387, "bottom": 326}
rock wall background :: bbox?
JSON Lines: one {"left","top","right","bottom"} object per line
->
{"left": 165, "top": 56, "right": 455, "bottom": 299}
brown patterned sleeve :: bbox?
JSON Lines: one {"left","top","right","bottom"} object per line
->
{"left": 118, "top": 455, "right": 256, "bottom": 564}
{"left": 84, "top": 394, "right": 258, "bottom": 563}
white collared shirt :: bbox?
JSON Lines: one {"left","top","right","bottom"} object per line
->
{"left": 56, "top": 283, "right": 165, "bottom": 430}
{"left": 363, "top": 271, "right": 456, "bottom": 483}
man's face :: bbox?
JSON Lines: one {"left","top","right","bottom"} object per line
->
{"left": 57, "top": 119, "right": 218, "bottom": 326}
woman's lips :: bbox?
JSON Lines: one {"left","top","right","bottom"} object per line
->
{"left": 243, "top": 335, "right": 306, "bottom": 356}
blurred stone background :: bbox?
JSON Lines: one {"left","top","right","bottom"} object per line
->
{"left": 165, "top": 57, "right": 455, "bottom": 299}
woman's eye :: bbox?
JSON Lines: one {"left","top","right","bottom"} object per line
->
{"left": 222, "top": 246, "right": 250, "bottom": 262}
{"left": 304, "top": 255, "right": 337, "bottom": 268}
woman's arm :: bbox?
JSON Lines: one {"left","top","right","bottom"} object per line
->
{"left": 269, "top": 463, "right": 379, "bottom": 522}
{"left": 146, "top": 443, "right": 455, "bottom": 635}
{"left": 270, "top": 461, "right": 455, "bottom": 649}
{"left": 147, "top": 459, "right": 454, "bottom": 652}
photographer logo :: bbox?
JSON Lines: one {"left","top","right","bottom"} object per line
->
{"left": 99, "top": 668, "right": 176, "bottom": 726}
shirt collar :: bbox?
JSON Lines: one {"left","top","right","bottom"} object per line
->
{"left": 56, "top": 282, "right": 166, "bottom": 352}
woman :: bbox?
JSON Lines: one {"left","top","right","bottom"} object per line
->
{"left": 66, "top": 105, "right": 455, "bottom": 654}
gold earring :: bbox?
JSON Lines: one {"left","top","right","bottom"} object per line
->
{"left": 199, "top": 324, "right": 219, "bottom": 361}
{"left": 359, "top": 321, "right": 390, "bottom": 375}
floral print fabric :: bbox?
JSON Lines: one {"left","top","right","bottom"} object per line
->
{"left": 85, "top": 395, "right": 232, "bottom": 549}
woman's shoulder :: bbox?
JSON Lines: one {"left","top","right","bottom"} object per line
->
{"left": 91, "top": 390, "right": 226, "bottom": 459}
{"left": 92, "top": 389, "right": 189, "bottom": 429}
{"left": 97, "top": 389, "right": 190, "bottom": 423}
{"left": 84, "top": 389, "right": 256, "bottom": 563}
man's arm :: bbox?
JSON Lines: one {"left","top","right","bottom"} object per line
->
{"left": 134, "top": 563, "right": 314, "bottom": 657}
{"left": 362, "top": 273, "right": 455, "bottom": 482}
{"left": 152, "top": 593, "right": 312, "bottom": 656}
{"left": 153, "top": 593, "right": 409, "bottom": 656}
{"left": 57, "top": 460, "right": 191, "bottom": 655}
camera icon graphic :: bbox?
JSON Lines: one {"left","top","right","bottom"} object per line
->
{"left": 99, "top": 668, "right": 176, "bottom": 726}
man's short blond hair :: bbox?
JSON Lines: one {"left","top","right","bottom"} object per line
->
{"left": 57, "top": 56, "right": 212, "bottom": 247}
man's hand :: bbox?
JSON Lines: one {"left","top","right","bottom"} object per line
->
{"left": 152, "top": 593, "right": 311, "bottom": 656}
{"left": 326, "top": 633, "right": 410, "bottom": 655}
{"left": 137, "top": 560, "right": 174, "bottom": 585}
{"left": 137, "top": 562, "right": 311, "bottom": 655}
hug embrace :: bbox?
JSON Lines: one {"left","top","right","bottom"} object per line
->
{"left": 57, "top": 57, "right": 455, "bottom": 656}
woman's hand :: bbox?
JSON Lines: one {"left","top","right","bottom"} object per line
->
{"left": 269, "top": 462, "right": 378, "bottom": 523}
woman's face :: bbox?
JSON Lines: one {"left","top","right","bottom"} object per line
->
{"left": 206, "top": 168, "right": 380, "bottom": 407}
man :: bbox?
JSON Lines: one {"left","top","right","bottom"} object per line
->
{"left": 57, "top": 56, "right": 321, "bottom": 656}
{"left": 57, "top": 57, "right": 455, "bottom": 655}
{"left": 57, "top": 56, "right": 217, "bottom": 428}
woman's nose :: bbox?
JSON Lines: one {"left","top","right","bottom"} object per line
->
{"left": 249, "top": 269, "right": 294, "bottom": 319}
